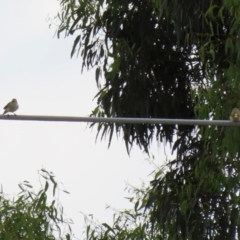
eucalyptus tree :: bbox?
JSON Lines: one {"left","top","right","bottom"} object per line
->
{"left": 0, "top": 169, "right": 72, "bottom": 240}
{"left": 56, "top": 0, "right": 240, "bottom": 238}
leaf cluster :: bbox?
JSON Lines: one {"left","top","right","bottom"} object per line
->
{"left": 55, "top": 0, "right": 240, "bottom": 239}
{"left": 0, "top": 169, "right": 72, "bottom": 240}
{"left": 56, "top": 0, "right": 211, "bottom": 153}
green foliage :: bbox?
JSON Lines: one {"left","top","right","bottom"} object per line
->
{"left": 0, "top": 169, "right": 73, "bottom": 240}
{"left": 81, "top": 159, "right": 240, "bottom": 240}
{"left": 145, "top": 157, "right": 240, "bottom": 239}
{"left": 82, "top": 182, "right": 157, "bottom": 240}
{"left": 57, "top": 0, "right": 202, "bottom": 153}
{"left": 55, "top": 0, "right": 240, "bottom": 239}
{"left": 56, "top": 0, "right": 240, "bottom": 153}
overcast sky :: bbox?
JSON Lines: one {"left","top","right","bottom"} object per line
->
{"left": 0, "top": 0, "right": 173, "bottom": 238}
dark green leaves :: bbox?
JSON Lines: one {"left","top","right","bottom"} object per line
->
{"left": 71, "top": 34, "right": 81, "bottom": 58}
{"left": 0, "top": 169, "right": 73, "bottom": 240}
{"left": 55, "top": 1, "right": 240, "bottom": 238}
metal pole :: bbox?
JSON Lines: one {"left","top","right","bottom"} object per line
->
{"left": 0, "top": 115, "right": 236, "bottom": 126}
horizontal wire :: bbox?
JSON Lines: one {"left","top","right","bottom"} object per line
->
{"left": 0, "top": 115, "right": 237, "bottom": 126}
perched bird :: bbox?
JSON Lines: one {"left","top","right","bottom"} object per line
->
{"left": 3, "top": 99, "right": 19, "bottom": 115}
{"left": 229, "top": 108, "right": 240, "bottom": 122}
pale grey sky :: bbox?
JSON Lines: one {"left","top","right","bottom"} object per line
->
{"left": 0, "top": 0, "right": 173, "bottom": 238}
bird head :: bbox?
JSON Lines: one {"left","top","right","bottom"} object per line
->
{"left": 231, "top": 108, "right": 240, "bottom": 119}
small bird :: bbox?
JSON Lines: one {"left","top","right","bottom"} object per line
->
{"left": 229, "top": 108, "right": 240, "bottom": 122}
{"left": 3, "top": 99, "right": 19, "bottom": 115}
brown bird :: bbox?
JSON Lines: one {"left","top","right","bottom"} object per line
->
{"left": 3, "top": 99, "right": 19, "bottom": 115}
{"left": 229, "top": 108, "right": 240, "bottom": 122}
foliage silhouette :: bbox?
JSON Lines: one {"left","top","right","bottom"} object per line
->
{"left": 56, "top": 0, "right": 240, "bottom": 239}
{"left": 0, "top": 169, "right": 72, "bottom": 240}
